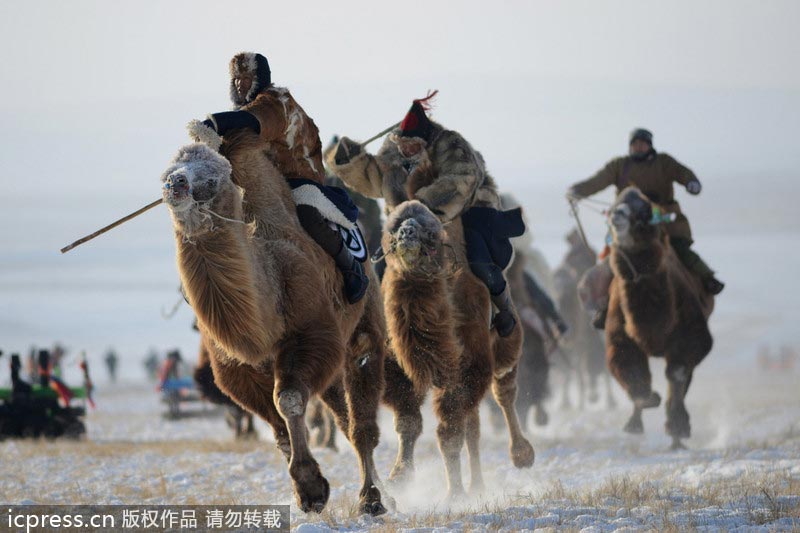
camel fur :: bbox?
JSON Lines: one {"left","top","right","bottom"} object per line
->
{"left": 193, "top": 330, "right": 257, "bottom": 440}
{"left": 161, "top": 136, "right": 389, "bottom": 515}
{"left": 380, "top": 200, "right": 534, "bottom": 498}
{"left": 553, "top": 233, "right": 617, "bottom": 410}
{"left": 604, "top": 187, "right": 714, "bottom": 449}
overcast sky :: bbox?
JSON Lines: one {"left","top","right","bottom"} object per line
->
{"left": 0, "top": 0, "right": 798, "bottom": 361}
{"left": 2, "top": 0, "right": 799, "bottom": 177}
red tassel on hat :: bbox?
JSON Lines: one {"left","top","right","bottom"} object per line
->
{"left": 414, "top": 89, "right": 438, "bottom": 110}
{"left": 400, "top": 90, "right": 439, "bottom": 139}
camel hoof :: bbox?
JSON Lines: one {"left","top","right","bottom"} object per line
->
{"left": 290, "top": 460, "right": 330, "bottom": 514}
{"left": 359, "top": 486, "right": 387, "bottom": 516}
{"left": 511, "top": 439, "right": 535, "bottom": 468}
{"left": 639, "top": 391, "right": 661, "bottom": 409}
{"left": 666, "top": 415, "right": 691, "bottom": 439}
{"left": 670, "top": 439, "right": 688, "bottom": 451}
{"left": 444, "top": 487, "right": 466, "bottom": 506}
{"left": 388, "top": 461, "right": 415, "bottom": 486}
{"left": 623, "top": 416, "right": 644, "bottom": 434}
{"left": 535, "top": 406, "right": 549, "bottom": 426}
{"left": 469, "top": 481, "right": 486, "bottom": 497}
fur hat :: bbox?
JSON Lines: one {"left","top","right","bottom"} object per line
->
{"left": 399, "top": 90, "right": 438, "bottom": 141}
{"left": 629, "top": 128, "right": 653, "bottom": 146}
{"left": 229, "top": 52, "right": 272, "bottom": 107}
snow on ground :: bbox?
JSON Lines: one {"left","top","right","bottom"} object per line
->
{"left": 1, "top": 176, "right": 798, "bottom": 530}
{"left": 1, "top": 363, "right": 797, "bottom": 531}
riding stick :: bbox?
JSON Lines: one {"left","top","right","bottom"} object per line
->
{"left": 360, "top": 121, "right": 401, "bottom": 148}
{"left": 60, "top": 198, "right": 163, "bottom": 254}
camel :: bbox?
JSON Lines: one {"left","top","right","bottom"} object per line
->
{"left": 380, "top": 200, "right": 534, "bottom": 498}
{"left": 553, "top": 233, "right": 617, "bottom": 411}
{"left": 160, "top": 138, "right": 389, "bottom": 515}
{"left": 604, "top": 187, "right": 714, "bottom": 449}
{"left": 193, "top": 330, "right": 257, "bottom": 440}
{"left": 307, "top": 397, "right": 338, "bottom": 451}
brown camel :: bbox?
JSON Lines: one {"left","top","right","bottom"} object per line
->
{"left": 604, "top": 187, "right": 714, "bottom": 449}
{"left": 160, "top": 139, "right": 389, "bottom": 515}
{"left": 380, "top": 200, "right": 534, "bottom": 498}
{"left": 553, "top": 233, "right": 617, "bottom": 411}
{"left": 193, "top": 330, "right": 257, "bottom": 440}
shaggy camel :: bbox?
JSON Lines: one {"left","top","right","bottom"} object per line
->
{"left": 605, "top": 187, "right": 714, "bottom": 449}
{"left": 193, "top": 330, "right": 257, "bottom": 440}
{"left": 553, "top": 233, "right": 617, "bottom": 411}
{"left": 380, "top": 200, "right": 534, "bottom": 498}
{"left": 161, "top": 139, "right": 389, "bottom": 515}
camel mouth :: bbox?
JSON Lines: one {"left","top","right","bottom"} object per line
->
{"left": 163, "top": 172, "right": 192, "bottom": 206}
{"left": 393, "top": 237, "right": 422, "bottom": 266}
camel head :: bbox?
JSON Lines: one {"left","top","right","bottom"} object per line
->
{"left": 608, "top": 186, "right": 660, "bottom": 250}
{"left": 160, "top": 143, "right": 239, "bottom": 237}
{"left": 383, "top": 200, "right": 446, "bottom": 276}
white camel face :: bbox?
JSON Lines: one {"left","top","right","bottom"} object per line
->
{"left": 383, "top": 200, "right": 445, "bottom": 273}
{"left": 161, "top": 144, "right": 232, "bottom": 213}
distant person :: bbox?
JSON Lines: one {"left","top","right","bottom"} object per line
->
{"left": 104, "top": 349, "right": 119, "bottom": 383}
{"left": 143, "top": 349, "right": 160, "bottom": 382}
{"left": 568, "top": 128, "right": 724, "bottom": 327}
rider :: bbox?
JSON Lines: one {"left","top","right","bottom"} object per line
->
{"left": 329, "top": 93, "right": 525, "bottom": 337}
{"left": 187, "top": 52, "right": 369, "bottom": 304}
{"left": 568, "top": 128, "right": 724, "bottom": 296}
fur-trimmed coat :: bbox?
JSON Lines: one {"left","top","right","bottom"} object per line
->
{"left": 570, "top": 152, "right": 697, "bottom": 241}
{"left": 238, "top": 86, "right": 326, "bottom": 184}
{"left": 327, "top": 122, "right": 501, "bottom": 221}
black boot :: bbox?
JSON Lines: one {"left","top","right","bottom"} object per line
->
{"left": 704, "top": 276, "right": 725, "bottom": 295}
{"left": 490, "top": 285, "right": 517, "bottom": 338}
{"left": 334, "top": 244, "right": 369, "bottom": 304}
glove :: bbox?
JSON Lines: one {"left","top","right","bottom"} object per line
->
{"left": 207, "top": 111, "right": 261, "bottom": 136}
{"left": 187, "top": 119, "right": 223, "bottom": 151}
{"left": 686, "top": 179, "right": 702, "bottom": 195}
{"left": 334, "top": 136, "right": 362, "bottom": 165}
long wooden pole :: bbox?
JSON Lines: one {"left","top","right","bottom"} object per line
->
{"left": 60, "top": 198, "right": 163, "bottom": 254}
{"left": 359, "top": 121, "right": 400, "bottom": 148}
{"left": 60, "top": 121, "right": 400, "bottom": 255}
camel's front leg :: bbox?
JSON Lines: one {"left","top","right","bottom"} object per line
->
{"left": 382, "top": 357, "right": 424, "bottom": 486}
{"left": 665, "top": 363, "right": 692, "bottom": 450}
{"left": 343, "top": 338, "right": 391, "bottom": 516}
{"left": 491, "top": 367, "right": 535, "bottom": 468}
{"left": 274, "top": 322, "right": 345, "bottom": 514}
{"left": 465, "top": 407, "right": 485, "bottom": 495}
{"left": 433, "top": 386, "right": 467, "bottom": 499}
{"left": 209, "top": 355, "right": 290, "bottom": 460}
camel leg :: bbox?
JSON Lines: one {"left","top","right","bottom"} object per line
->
{"left": 465, "top": 407, "right": 485, "bottom": 495}
{"left": 665, "top": 363, "right": 691, "bottom": 450}
{"left": 307, "top": 398, "right": 327, "bottom": 448}
{"left": 382, "top": 357, "right": 424, "bottom": 486}
{"left": 433, "top": 385, "right": 467, "bottom": 499}
{"left": 577, "top": 355, "right": 587, "bottom": 410}
{"left": 273, "top": 323, "right": 345, "bottom": 514}
{"left": 323, "top": 411, "right": 338, "bottom": 450}
{"left": 210, "top": 355, "right": 291, "bottom": 459}
{"left": 607, "top": 329, "right": 660, "bottom": 434}
{"left": 492, "top": 367, "right": 535, "bottom": 468}
{"left": 243, "top": 413, "right": 257, "bottom": 440}
{"left": 560, "top": 362, "right": 573, "bottom": 410}
{"left": 605, "top": 369, "right": 618, "bottom": 410}
{"left": 342, "top": 339, "right": 390, "bottom": 516}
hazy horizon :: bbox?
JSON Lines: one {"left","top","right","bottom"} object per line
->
{"left": 0, "top": 1, "right": 798, "bottom": 374}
